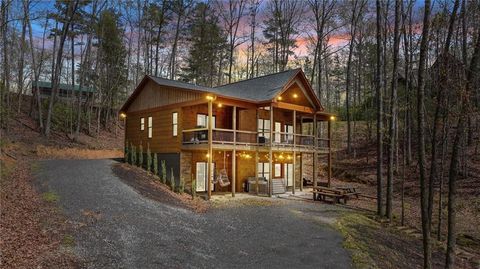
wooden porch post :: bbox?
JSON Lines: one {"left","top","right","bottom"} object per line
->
{"left": 269, "top": 104, "right": 274, "bottom": 197}
{"left": 292, "top": 110, "right": 296, "bottom": 195}
{"left": 207, "top": 100, "right": 213, "bottom": 200}
{"left": 232, "top": 106, "right": 236, "bottom": 197}
{"left": 313, "top": 113, "right": 317, "bottom": 198}
{"left": 299, "top": 116, "right": 303, "bottom": 192}
{"left": 328, "top": 118, "right": 332, "bottom": 188}
{"left": 255, "top": 108, "right": 259, "bottom": 195}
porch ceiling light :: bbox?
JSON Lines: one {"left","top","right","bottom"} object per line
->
{"left": 217, "top": 103, "right": 223, "bottom": 108}
{"left": 292, "top": 93, "right": 298, "bottom": 99}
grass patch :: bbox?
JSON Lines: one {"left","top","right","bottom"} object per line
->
{"left": 43, "top": 191, "right": 59, "bottom": 203}
{"left": 0, "top": 159, "right": 15, "bottom": 178}
{"left": 334, "top": 213, "right": 379, "bottom": 269}
{"left": 30, "top": 162, "right": 42, "bottom": 173}
{"left": 62, "top": 234, "right": 75, "bottom": 247}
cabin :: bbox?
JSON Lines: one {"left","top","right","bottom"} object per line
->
{"left": 33, "top": 81, "right": 95, "bottom": 103}
{"left": 120, "top": 68, "right": 334, "bottom": 199}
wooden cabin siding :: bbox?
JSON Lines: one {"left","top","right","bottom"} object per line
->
{"left": 125, "top": 106, "right": 182, "bottom": 153}
{"left": 127, "top": 80, "right": 202, "bottom": 112}
{"left": 182, "top": 104, "right": 233, "bottom": 130}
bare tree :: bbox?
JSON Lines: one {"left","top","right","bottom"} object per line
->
{"left": 416, "top": 0, "right": 432, "bottom": 267}
{"left": 386, "top": 0, "right": 401, "bottom": 222}
{"left": 445, "top": 25, "right": 480, "bottom": 269}
{"left": 375, "top": 0, "right": 384, "bottom": 217}
{"left": 216, "top": 0, "right": 246, "bottom": 83}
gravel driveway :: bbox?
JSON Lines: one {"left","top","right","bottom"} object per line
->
{"left": 35, "top": 159, "right": 351, "bottom": 269}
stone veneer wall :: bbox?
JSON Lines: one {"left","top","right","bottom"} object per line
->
{"left": 180, "top": 151, "right": 193, "bottom": 193}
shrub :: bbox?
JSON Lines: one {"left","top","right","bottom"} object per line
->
{"left": 153, "top": 153, "right": 158, "bottom": 176}
{"left": 130, "top": 143, "right": 136, "bottom": 166}
{"left": 124, "top": 140, "right": 129, "bottom": 163}
{"left": 179, "top": 176, "right": 184, "bottom": 194}
{"left": 170, "top": 168, "right": 175, "bottom": 191}
{"left": 161, "top": 160, "right": 166, "bottom": 184}
{"left": 146, "top": 143, "right": 152, "bottom": 173}
{"left": 138, "top": 144, "right": 143, "bottom": 168}
{"left": 191, "top": 179, "right": 196, "bottom": 199}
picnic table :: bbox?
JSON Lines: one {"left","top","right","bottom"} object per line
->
{"left": 312, "top": 186, "right": 359, "bottom": 204}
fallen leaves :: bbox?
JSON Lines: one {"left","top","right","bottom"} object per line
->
{"left": 0, "top": 161, "right": 78, "bottom": 268}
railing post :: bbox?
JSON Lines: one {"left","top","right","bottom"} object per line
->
{"left": 269, "top": 104, "right": 274, "bottom": 197}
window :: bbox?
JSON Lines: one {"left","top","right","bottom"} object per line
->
{"left": 140, "top": 117, "right": 145, "bottom": 130}
{"left": 258, "top": 119, "right": 271, "bottom": 139}
{"left": 196, "top": 114, "right": 216, "bottom": 128}
{"left": 274, "top": 163, "right": 282, "bottom": 177}
{"left": 148, "top": 116, "right": 153, "bottom": 138}
{"left": 172, "top": 112, "right": 178, "bottom": 136}
{"left": 257, "top": 162, "right": 270, "bottom": 180}
{"left": 274, "top": 122, "right": 281, "bottom": 143}
{"left": 285, "top": 124, "right": 294, "bottom": 143}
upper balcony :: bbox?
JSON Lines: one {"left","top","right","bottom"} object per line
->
{"left": 181, "top": 128, "right": 330, "bottom": 153}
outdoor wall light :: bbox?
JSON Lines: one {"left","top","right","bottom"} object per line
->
{"left": 277, "top": 96, "right": 283, "bottom": 101}
{"left": 292, "top": 93, "right": 298, "bottom": 98}
{"left": 206, "top": 95, "right": 215, "bottom": 101}
{"left": 330, "top": 115, "right": 336, "bottom": 121}
{"left": 119, "top": 112, "right": 127, "bottom": 119}
{"left": 217, "top": 103, "right": 223, "bottom": 108}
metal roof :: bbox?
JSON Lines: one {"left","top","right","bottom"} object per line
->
{"left": 148, "top": 68, "right": 301, "bottom": 102}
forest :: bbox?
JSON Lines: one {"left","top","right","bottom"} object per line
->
{"left": 1, "top": 0, "right": 479, "bottom": 268}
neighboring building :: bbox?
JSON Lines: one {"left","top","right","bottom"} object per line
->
{"left": 33, "top": 81, "right": 95, "bottom": 102}
{"left": 120, "top": 68, "right": 334, "bottom": 199}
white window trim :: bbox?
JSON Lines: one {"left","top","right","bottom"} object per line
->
{"left": 148, "top": 116, "right": 153, "bottom": 138}
{"left": 196, "top": 114, "right": 216, "bottom": 128}
{"left": 172, "top": 112, "right": 178, "bottom": 137}
{"left": 140, "top": 117, "right": 145, "bottom": 131}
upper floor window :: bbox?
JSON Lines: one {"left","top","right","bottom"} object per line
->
{"left": 258, "top": 119, "right": 271, "bottom": 139}
{"left": 172, "top": 112, "right": 178, "bottom": 136}
{"left": 197, "top": 114, "right": 216, "bottom": 128}
{"left": 148, "top": 116, "right": 153, "bottom": 138}
{"left": 140, "top": 117, "right": 145, "bottom": 130}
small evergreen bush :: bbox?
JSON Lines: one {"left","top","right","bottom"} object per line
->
{"left": 131, "top": 143, "right": 136, "bottom": 166}
{"left": 191, "top": 180, "right": 196, "bottom": 198}
{"left": 153, "top": 153, "right": 158, "bottom": 176}
{"left": 170, "top": 168, "right": 175, "bottom": 191}
{"left": 124, "top": 140, "right": 129, "bottom": 163}
{"left": 161, "top": 160, "right": 166, "bottom": 184}
{"left": 146, "top": 143, "right": 152, "bottom": 173}
{"left": 179, "top": 176, "right": 184, "bottom": 194}
{"left": 138, "top": 144, "right": 143, "bottom": 168}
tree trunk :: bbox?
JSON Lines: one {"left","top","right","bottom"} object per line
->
{"left": 44, "top": 0, "right": 80, "bottom": 137}
{"left": 417, "top": 0, "right": 432, "bottom": 267}
{"left": 386, "top": 0, "right": 401, "bottom": 221}
{"left": 375, "top": 0, "right": 384, "bottom": 217}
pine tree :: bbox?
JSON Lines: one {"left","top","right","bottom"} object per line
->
{"left": 181, "top": 2, "right": 227, "bottom": 87}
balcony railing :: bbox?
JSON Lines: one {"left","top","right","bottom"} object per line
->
{"left": 182, "top": 128, "right": 329, "bottom": 150}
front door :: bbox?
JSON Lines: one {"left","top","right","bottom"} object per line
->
{"left": 196, "top": 162, "right": 215, "bottom": 192}
{"left": 284, "top": 163, "right": 294, "bottom": 187}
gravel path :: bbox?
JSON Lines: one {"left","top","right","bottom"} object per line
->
{"left": 35, "top": 159, "right": 351, "bottom": 269}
